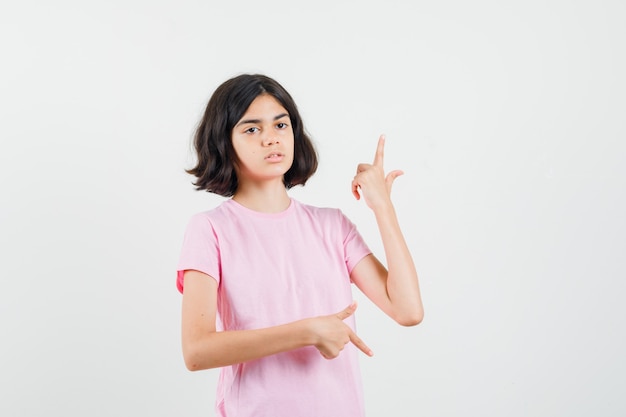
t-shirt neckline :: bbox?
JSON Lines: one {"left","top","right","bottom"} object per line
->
{"left": 226, "top": 198, "right": 296, "bottom": 219}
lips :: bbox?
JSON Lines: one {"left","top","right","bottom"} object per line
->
{"left": 265, "top": 152, "right": 284, "bottom": 161}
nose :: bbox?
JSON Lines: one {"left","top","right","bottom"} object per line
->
{"left": 263, "top": 134, "right": 279, "bottom": 146}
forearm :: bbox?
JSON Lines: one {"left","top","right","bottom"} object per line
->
{"left": 373, "top": 201, "right": 423, "bottom": 325}
{"left": 184, "top": 319, "right": 314, "bottom": 371}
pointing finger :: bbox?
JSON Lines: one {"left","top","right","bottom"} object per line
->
{"left": 349, "top": 331, "right": 374, "bottom": 357}
{"left": 373, "top": 134, "right": 386, "bottom": 167}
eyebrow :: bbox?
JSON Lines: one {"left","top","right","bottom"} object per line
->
{"left": 235, "top": 113, "right": 289, "bottom": 127}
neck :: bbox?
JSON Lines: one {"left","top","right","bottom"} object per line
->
{"left": 232, "top": 181, "right": 291, "bottom": 213}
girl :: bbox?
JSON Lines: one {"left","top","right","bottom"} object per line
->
{"left": 176, "top": 73, "right": 423, "bottom": 417}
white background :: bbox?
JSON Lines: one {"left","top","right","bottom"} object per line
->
{"left": 1, "top": 1, "right": 625, "bottom": 416}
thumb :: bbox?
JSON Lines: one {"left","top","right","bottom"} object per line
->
{"left": 385, "top": 170, "right": 404, "bottom": 191}
{"left": 336, "top": 301, "right": 358, "bottom": 320}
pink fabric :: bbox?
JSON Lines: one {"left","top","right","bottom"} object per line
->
{"left": 177, "top": 198, "right": 371, "bottom": 417}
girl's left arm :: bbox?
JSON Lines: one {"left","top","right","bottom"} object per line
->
{"left": 349, "top": 135, "right": 424, "bottom": 326}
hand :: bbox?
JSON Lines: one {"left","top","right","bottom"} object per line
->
{"left": 309, "top": 302, "right": 373, "bottom": 359}
{"left": 351, "top": 135, "right": 404, "bottom": 210}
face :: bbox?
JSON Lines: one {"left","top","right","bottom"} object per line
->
{"left": 231, "top": 94, "right": 295, "bottom": 185}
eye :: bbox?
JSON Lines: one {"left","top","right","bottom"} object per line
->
{"left": 244, "top": 127, "right": 259, "bottom": 134}
{"left": 276, "top": 122, "right": 288, "bottom": 129}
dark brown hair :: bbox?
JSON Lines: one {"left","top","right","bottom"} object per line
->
{"left": 187, "top": 74, "right": 318, "bottom": 197}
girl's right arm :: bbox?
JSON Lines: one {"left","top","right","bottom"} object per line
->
{"left": 181, "top": 270, "right": 372, "bottom": 371}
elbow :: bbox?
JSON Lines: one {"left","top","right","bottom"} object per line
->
{"left": 183, "top": 344, "right": 214, "bottom": 372}
{"left": 182, "top": 331, "right": 222, "bottom": 371}
{"left": 184, "top": 357, "right": 203, "bottom": 372}
{"left": 184, "top": 353, "right": 217, "bottom": 372}
{"left": 183, "top": 350, "right": 203, "bottom": 372}
{"left": 396, "top": 308, "right": 424, "bottom": 327}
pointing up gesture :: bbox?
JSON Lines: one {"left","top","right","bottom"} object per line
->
{"left": 351, "top": 135, "right": 404, "bottom": 210}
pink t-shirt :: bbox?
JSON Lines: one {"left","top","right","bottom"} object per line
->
{"left": 177, "top": 198, "right": 371, "bottom": 417}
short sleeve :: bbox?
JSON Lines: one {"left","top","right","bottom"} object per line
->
{"left": 339, "top": 210, "right": 372, "bottom": 274}
{"left": 176, "top": 213, "right": 221, "bottom": 293}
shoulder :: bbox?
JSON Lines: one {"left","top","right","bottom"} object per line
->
{"left": 184, "top": 200, "right": 233, "bottom": 230}
{"left": 291, "top": 199, "right": 354, "bottom": 228}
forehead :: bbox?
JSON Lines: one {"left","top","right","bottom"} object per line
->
{"left": 242, "top": 94, "right": 288, "bottom": 117}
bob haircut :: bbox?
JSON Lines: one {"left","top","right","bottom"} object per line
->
{"left": 187, "top": 73, "right": 318, "bottom": 197}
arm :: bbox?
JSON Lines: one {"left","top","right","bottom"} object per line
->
{"left": 181, "top": 270, "right": 373, "bottom": 371}
{"left": 350, "top": 135, "right": 424, "bottom": 326}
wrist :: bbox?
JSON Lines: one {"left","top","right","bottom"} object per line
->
{"left": 293, "top": 318, "right": 318, "bottom": 348}
{"left": 371, "top": 199, "right": 395, "bottom": 216}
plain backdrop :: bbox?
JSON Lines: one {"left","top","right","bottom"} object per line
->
{"left": 1, "top": 1, "right": 625, "bottom": 416}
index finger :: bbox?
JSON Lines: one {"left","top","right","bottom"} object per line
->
{"left": 373, "top": 134, "right": 386, "bottom": 167}
{"left": 349, "top": 331, "right": 374, "bottom": 357}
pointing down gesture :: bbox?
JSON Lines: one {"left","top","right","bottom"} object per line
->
{"left": 310, "top": 301, "right": 373, "bottom": 359}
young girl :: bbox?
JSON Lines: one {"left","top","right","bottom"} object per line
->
{"left": 176, "top": 73, "right": 423, "bottom": 417}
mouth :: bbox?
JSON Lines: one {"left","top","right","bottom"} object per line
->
{"left": 265, "top": 152, "right": 284, "bottom": 160}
